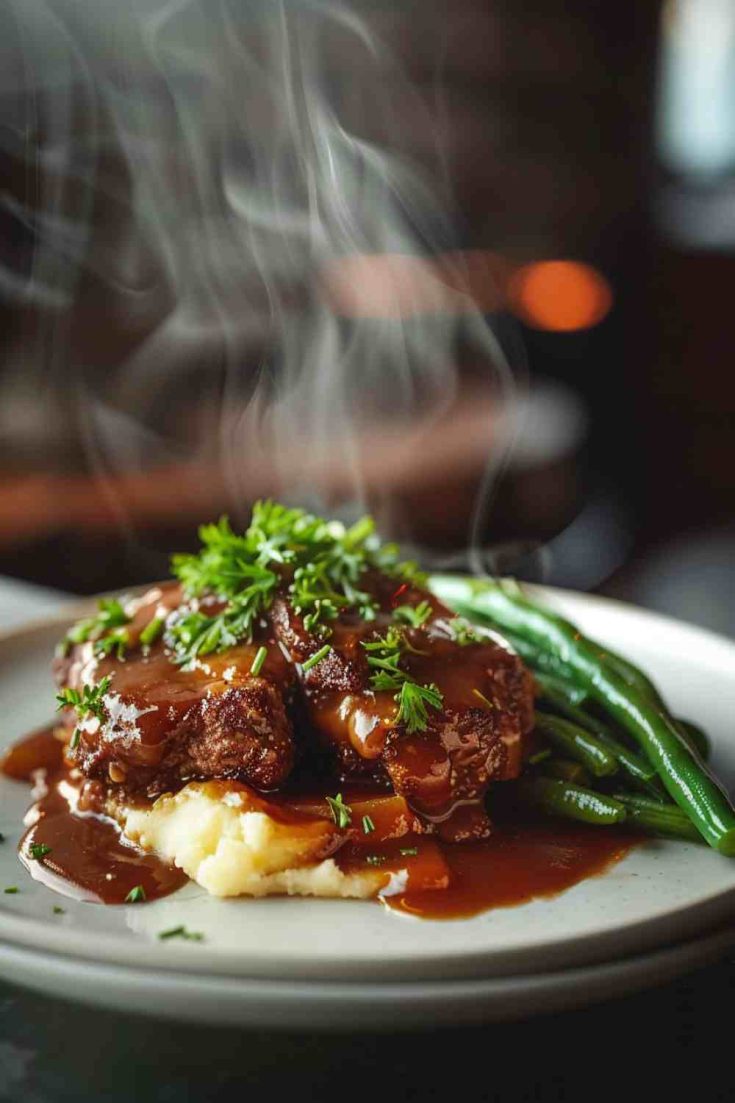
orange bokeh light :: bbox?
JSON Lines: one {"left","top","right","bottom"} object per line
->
{"left": 508, "top": 260, "right": 612, "bottom": 332}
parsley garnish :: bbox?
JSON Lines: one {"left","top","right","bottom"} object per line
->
{"left": 93, "top": 628, "right": 129, "bottom": 660}
{"left": 326, "top": 793, "right": 352, "bottom": 829}
{"left": 447, "top": 617, "right": 480, "bottom": 646}
{"left": 399, "top": 847, "right": 418, "bottom": 857}
{"left": 167, "top": 502, "right": 425, "bottom": 663}
{"left": 56, "top": 676, "right": 111, "bottom": 722}
{"left": 362, "top": 628, "right": 443, "bottom": 734}
{"left": 362, "top": 815, "right": 375, "bottom": 835}
{"left": 472, "top": 688, "right": 495, "bottom": 710}
{"left": 29, "top": 843, "right": 52, "bottom": 860}
{"left": 140, "top": 616, "right": 164, "bottom": 649}
{"left": 64, "top": 598, "right": 131, "bottom": 653}
{"left": 365, "top": 854, "right": 387, "bottom": 866}
{"left": 4, "top": 887, "right": 18, "bottom": 894}
{"left": 158, "top": 925, "right": 204, "bottom": 942}
{"left": 249, "top": 645, "right": 268, "bottom": 677}
{"left": 301, "top": 644, "right": 332, "bottom": 673}
{"left": 394, "top": 601, "right": 432, "bottom": 629}
{"left": 53, "top": 905, "right": 65, "bottom": 914}
{"left": 125, "top": 885, "right": 146, "bottom": 903}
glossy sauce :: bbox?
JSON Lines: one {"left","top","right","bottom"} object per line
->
{"left": 2, "top": 727, "right": 635, "bottom": 914}
{"left": 3, "top": 727, "right": 187, "bottom": 904}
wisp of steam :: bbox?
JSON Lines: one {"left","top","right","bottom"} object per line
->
{"left": 0, "top": 0, "right": 520, "bottom": 560}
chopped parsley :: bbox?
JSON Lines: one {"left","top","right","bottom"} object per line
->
{"left": 447, "top": 617, "right": 480, "bottom": 646}
{"left": 472, "top": 688, "right": 495, "bottom": 710}
{"left": 140, "top": 616, "right": 164, "bottom": 649}
{"left": 93, "top": 629, "right": 129, "bottom": 660}
{"left": 365, "top": 854, "right": 387, "bottom": 866}
{"left": 249, "top": 645, "right": 268, "bottom": 677}
{"left": 158, "top": 925, "right": 204, "bottom": 942}
{"left": 4, "top": 887, "right": 18, "bottom": 895}
{"left": 362, "top": 815, "right": 375, "bottom": 835}
{"left": 326, "top": 793, "right": 352, "bottom": 829}
{"left": 399, "top": 847, "right": 419, "bottom": 857}
{"left": 64, "top": 598, "right": 131, "bottom": 654}
{"left": 167, "top": 502, "right": 425, "bottom": 664}
{"left": 125, "top": 885, "right": 146, "bottom": 904}
{"left": 301, "top": 644, "right": 332, "bottom": 673}
{"left": 29, "top": 843, "right": 52, "bottom": 860}
{"left": 362, "top": 628, "right": 443, "bottom": 734}
{"left": 53, "top": 905, "right": 65, "bottom": 915}
{"left": 393, "top": 601, "right": 432, "bottom": 629}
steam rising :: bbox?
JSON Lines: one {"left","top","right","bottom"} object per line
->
{"left": 0, "top": 0, "right": 518, "bottom": 546}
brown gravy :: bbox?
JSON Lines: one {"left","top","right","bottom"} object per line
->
{"left": 4, "top": 727, "right": 187, "bottom": 904}
{"left": 2, "top": 726, "right": 635, "bottom": 913}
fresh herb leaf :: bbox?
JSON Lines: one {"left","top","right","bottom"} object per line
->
{"left": 29, "top": 843, "right": 52, "bottom": 860}
{"left": 4, "top": 887, "right": 18, "bottom": 894}
{"left": 158, "top": 925, "right": 204, "bottom": 942}
{"left": 65, "top": 598, "right": 131, "bottom": 651}
{"left": 69, "top": 728, "right": 81, "bottom": 751}
{"left": 395, "top": 681, "right": 443, "bottom": 734}
{"left": 93, "top": 628, "right": 129, "bottom": 660}
{"left": 53, "top": 905, "right": 65, "bottom": 914}
{"left": 168, "top": 502, "right": 423, "bottom": 657}
{"left": 301, "top": 644, "right": 332, "bottom": 673}
{"left": 56, "top": 676, "right": 111, "bottom": 727}
{"left": 249, "top": 645, "right": 268, "bottom": 677}
{"left": 125, "top": 885, "right": 146, "bottom": 904}
{"left": 326, "top": 793, "right": 352, "bottom": 829}
{"left": 447, "top": 617, "right": 480, "bottom": 646}
{"left": 362, "top": 628, "right": 443, "bottom": 733}
{"left": 140, "top": 616, "right": 164, "bottom": 649}
{"left": 394, "top": 601, "right": 432, "bottom": 629}
{"left": 362, "top": 815, "right": 375, "bottom": 835}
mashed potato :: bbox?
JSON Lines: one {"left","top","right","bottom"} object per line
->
{"left": 121, "top": 782, "right": 383, "bottom": 898}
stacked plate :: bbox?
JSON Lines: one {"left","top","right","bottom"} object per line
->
{"left": 2, "top": 590, "right": 735, "bottom": 1029}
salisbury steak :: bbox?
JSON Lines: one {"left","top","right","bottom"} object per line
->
{"left": 54, "top": 586, "right": 296, "bottom": 799}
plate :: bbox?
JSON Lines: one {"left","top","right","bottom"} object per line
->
{"left": 2, "top": 589, "right": 735, "bottom": 994}
{"left": 1, "top": 916, "right": 733, "bottom": 1029}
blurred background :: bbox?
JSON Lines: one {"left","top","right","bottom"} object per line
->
{"left": 0, "top": 0, "right": 733, "bottom": 636}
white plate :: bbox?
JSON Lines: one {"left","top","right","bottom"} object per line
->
{"left": 2, "top": 589, "right": 735, "bottom": 992}
{"left": 2, "top": 917, "right": 733, "bottom": 1029}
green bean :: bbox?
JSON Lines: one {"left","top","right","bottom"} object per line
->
{"left": 534, "top": 712, "right": 618, "bottom": 778}
{"left": 534, "top": 672, "right": 590, "bottom": 707}
{"left": 676, "top": 719, "right": 711, "bottom": 762}
{"left": 538, "top": 756, "right": 592, "bottom": 787}
{"left": 517, "top": 777, "right": 627, "bottom": 826}
{"left": 613, "top": 793, "right": 702, "bottom": 844}
{"left": 428, "top": 573, "right": 735, "bottom": 855}
{"left": 536, "top": 677, "right": 658, "bottom": 788}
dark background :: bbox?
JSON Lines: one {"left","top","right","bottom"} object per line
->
{"left": 1, "top": 0, "right": 733, "bottom": 637}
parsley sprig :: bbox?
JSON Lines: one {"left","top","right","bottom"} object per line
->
{"left": 167, "top": 502, "right": 425, "bottom": 665}
{"left": 362, "top": 627, "right": 443, "bottom": 734}
{"left": 56, "top": 675, "right": 111, "bottom": 743}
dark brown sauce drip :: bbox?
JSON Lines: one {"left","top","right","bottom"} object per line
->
{"left": 382, "top": 821, "right": 636, "bottom": 920}
{"left": 3, "top": 726, "right": 187, "bottom": 904}
{"left": 2, "top": 726, "right": 636, "bottom": 914}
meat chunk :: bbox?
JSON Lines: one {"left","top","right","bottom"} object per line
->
{"left": 54, "top": 585, "right": 296, "bottom": 799}
{"left": 270, "top": 581, "right": 535, "bottom": 839}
